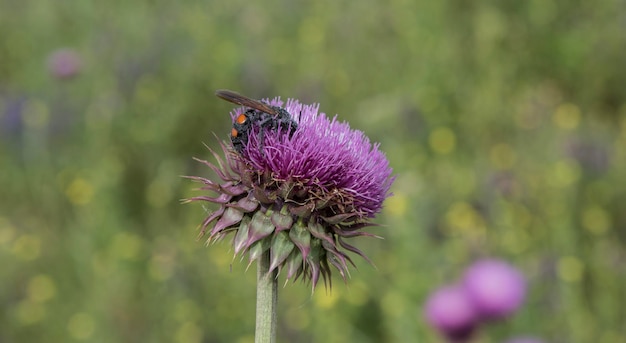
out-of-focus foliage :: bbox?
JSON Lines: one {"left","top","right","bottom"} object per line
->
{"left": 1, "top": 1, "right": 624, "bottom": 342}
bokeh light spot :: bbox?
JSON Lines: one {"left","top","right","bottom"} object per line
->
{"left": 490, "top": 143, "right": 517, "bottom": 170}
{"left": 67, "top": 312, "right": 96, "bottom": 340}
{"left": 110, "top": 232, "right": 143, "bottom": 260}
{"left": 558, "top": 256, "right": 584, "bottom": 283}
{"left": 581, "top": 206, "right": 611, "bottom": 235}
{"left": 211, "top": 245, "right": 234, "bottom": 268}
{"left": 12, "top": 234, "right": 41, "bottom": 261}
{"left": 15, "top": 300, "right": 46, "bottom": 325}
{"left": 445, "top": 202, "right": 486, "bottom": 239}
{"left": 175, "top": 322, "right": 203, "bottom": 343}
{"left": 384, "top": 192, "right": 408, "bottom": 217}
{"left": 553, "top": 103, "right": 581, "bottom": 130}
{"left": 65, "top": 178, "right": 94, "bottom": 206}
{"left": 429, "top": 127, "right": 456, "bottom": 155}
{"left": 27, "top": 274, "right": 57, "bottom": 303}
{"left": 314, "top": 288, "right": 339, "bottom": 309}
{"left": 547, "top": 159, "right": 581, "bottom": 188}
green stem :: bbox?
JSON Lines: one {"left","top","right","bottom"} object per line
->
{"left": 255, "top": 250, "right": 278, "bottom": 343}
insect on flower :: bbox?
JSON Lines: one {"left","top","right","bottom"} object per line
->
{"left": 215, "top": 89, "right": 298, "bottom": 153}
{"left": 186, "top": 91, "right": 394, "bottom": 291}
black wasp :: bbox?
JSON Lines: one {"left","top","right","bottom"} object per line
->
{"left": 215, "top": 89, "right": 298, "bottom": 153}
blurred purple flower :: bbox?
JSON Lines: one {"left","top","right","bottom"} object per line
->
{"left": 1, "top": 96, "right": 25, "bottom": 137}
{"left": 424, "top": 285, "right": 478, "bottom": 342}
{"left": 489, "top": 171, "right": 521, "bottom": 198}
{"left": 564, "top": 139, "right": 610, "bottom": 174}
{"left": 462, "top": 259, "right": 526, "bottom": 319}
{"left": 504, "top": 337, "right": 544, "bottom": 343}
{"left": 47, "top": 48, "right": 82, "bottom": 80}
{"left": 185, "top": 95, "right": 394, "bottom": 290}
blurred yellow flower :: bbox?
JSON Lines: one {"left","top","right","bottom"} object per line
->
{"left": 27, "top": 274, "right": 56, "bottom": 303}
{"left": 429, "top": 127, "right": 456, "bottom": 155}
{"left": 558, "top": 256, "right": 584, "bottom": 283}
{"left": 553, "top": 103, "right": 581, "bottom": 130}
{"left": 65, "top": 178, "right": 94, "bottom": 206}
{"left": 67, "top": 312, "right": 96, "bottom": 340}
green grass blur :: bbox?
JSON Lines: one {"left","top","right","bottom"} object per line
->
{"left": 1, "top": 1, "right": 625, "bottom": 342}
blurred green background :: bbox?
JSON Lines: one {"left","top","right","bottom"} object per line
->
{"left": 1, "top": 1, "right": 625, "bottom": 342}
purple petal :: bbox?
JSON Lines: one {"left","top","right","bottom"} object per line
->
{"left": 234, "top": 98, "right": 393, "bottom": 218}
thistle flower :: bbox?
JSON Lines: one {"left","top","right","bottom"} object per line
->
{"left": 462, "top": 259, "right": 526, "bottom": 319}
{"left": 424, "top": 285, "right": 478, "bottom": 342}
{"left": 47, "top": 48, "right": 82, "bottom": 80}
{"left": 185, "top": 94, "right": 394, "bottom": 290}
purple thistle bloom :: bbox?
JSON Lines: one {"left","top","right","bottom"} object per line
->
{"left": 185, "top": 92, "right": 394, "bottom": 290}
{"left": 242, "top": 98, "right": 392, "bottom": 218}
{"left": 424, "top": 285, "right": 478, "bottom": 342}
{"left": 47, "top": 48, "right": 82, "bottom": 80}
{"left": 462, "top": 259, "right": 527, "bottom": 319}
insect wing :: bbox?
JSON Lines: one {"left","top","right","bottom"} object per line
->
{"left": 215, "top": 89, "right": 278, "bottom": 116}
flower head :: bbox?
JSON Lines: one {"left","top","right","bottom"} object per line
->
{"left": 47, "top": 48, "right": 82, "bottom": 80}
{"left": 186, "top": 93, "right": 394, "bottom": 290}
{"left": 462, "top": 259, "right": 526, "bottom": 319}
{"left": 423, "top": 259, "right": 528, "bottom": 340}
{"left": 424, "top": 285, "right": 478, "bottom": 342}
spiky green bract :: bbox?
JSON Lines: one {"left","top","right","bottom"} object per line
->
{"left": 186, "top": 97, "right": 394, "bottom": 291}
